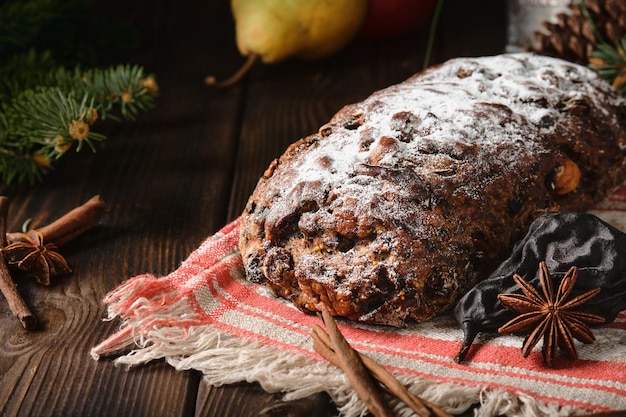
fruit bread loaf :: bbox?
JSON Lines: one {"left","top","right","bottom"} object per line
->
{"left": 239, "top": 53, "right": 626, "bottom": 326}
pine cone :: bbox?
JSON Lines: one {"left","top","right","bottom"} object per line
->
{"left": 531, "top": 0, "right": 626, "bottom": 64}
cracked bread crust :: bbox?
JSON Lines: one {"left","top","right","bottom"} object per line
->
{"left": 239, "top": 53, "right": 626, "bottom": 326}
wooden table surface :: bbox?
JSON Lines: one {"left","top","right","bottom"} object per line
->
{"left": 0, "top": 1, "right": 507, "bottom": 416}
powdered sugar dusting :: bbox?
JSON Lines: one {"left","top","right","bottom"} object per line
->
{"left": 283, "top": 53, "right": 621, "bottom": 205}
{"left": 241, "top": 52, "right": 626, "bottom": 325}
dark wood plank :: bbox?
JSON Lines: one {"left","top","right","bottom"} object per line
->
{"left": 216, "top": 2, "right": 506, "bottom": 416}
{"left": 0, "top": 1, "right": 509, "bottom": 416}
{"left": 211, "top": 17, "right": 437, "bottom": 417}
{"left": 0, "top": 0, "right": 242, "bottom": 416}
{"left": 437, "top": 0, "right": 507, "bottom": 61}
{"left": 197, "top": 382, "right": 337, "bottom": 417}
{"left": 197, "top": 383, "right": 273, "bottom": 417}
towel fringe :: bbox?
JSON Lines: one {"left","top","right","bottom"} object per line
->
{"left": 92, "top": 291, "right": 579, "bottom": 417}
{"left": 91, "top": 216, "right": 613, "bottom": 417}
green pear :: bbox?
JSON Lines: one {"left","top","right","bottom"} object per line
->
{"left": 233, "top": 0, "right": 368, "bottom": 62}
{"left": 207, "top": 0, "right": 368, "bottom": 87}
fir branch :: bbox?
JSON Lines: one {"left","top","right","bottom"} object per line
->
{"left": 0, "top": 65, "right": 158, "bottom": 184}
{"left": 1, "top": 54, "right": 158, "bottom": 121}
{"left": 0, "top": 0, "right": 157, "bottom": 185}
{"left": 0, "top": 49, "right": 56, "bottom": 101}
{"left": 76, "top": 65, "right": 159, "bottom": 121}
{"left": 578, "top": 0, "right": 626, "bottom": 97}
{"left": 0, "top": 112, "right": 45, "bottom": 184}
{"left": 0, "top": 149, "right": 45, "bottom": 185}
{"left": 6, "top": 88, "right": 104, "bottom": 151}
{"left": 590, "top": 35, "right": 626, "bottom": 96}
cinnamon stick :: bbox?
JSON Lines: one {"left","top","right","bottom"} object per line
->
{"left": 318, "top": 308, "right": 394, "bottom": 417}
{"left": 7, "top": 195, "right": 108, "bottom": 246}
{"left": 314, "top": 317, "right": 626, "bottom": 417}
{"left": 314, "top": 313, "right": 624, "bottom": 417}
{"left": 312, "top": 324, "right": 452, "bottom": 417}
{"left": 0, "top": 197, "right": 37, "bottom": 330}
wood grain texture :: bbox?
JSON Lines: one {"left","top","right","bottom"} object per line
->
{"left": 0, "top": 0, "right": 506, "bottom": 416}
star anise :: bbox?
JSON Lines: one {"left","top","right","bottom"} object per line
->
{"left": 497, "top": 261, "right": 605, "bottom": 367}
{"left": 2, "top": 230, "right": 71, "bottom": 285}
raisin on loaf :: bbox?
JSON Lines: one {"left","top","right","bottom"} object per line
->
{"left": 239, "top": 53, "right": 626, "bottom": 326}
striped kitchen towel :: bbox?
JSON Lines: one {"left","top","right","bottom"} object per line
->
{"left": 91, "top": 187, "right": 626, "bottom": 417}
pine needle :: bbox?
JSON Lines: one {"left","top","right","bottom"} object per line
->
{"left": 590, "top": 35, "right": 626, "bottom": 96}
{"left": 0, "top": 1, "right": 158, "bottom": 184}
